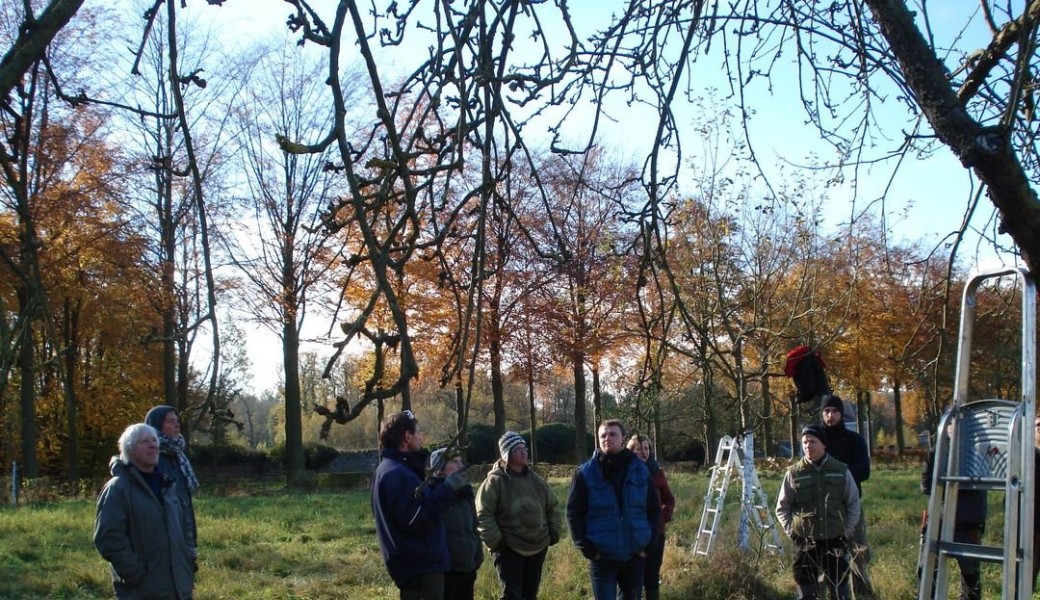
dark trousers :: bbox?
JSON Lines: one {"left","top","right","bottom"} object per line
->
{"left": 444, "top": 569, "right": 477, "bottom": 600}
{"left": 951, "top": 524, "right": 982, "bottom": 600}
{"left": 793, "top": 537, "right": 850, "bottom": 600}
{"left": 492, "top": 546, "right": 547, "bottom": 600}
{"left": 399, "top": 572, "right": 445, "bottom": 600}
{"left": 589, "top": 555, "right": 645, "bottom": 600}
{"left": 642, "top": 533, "right": 666, "bottom": 593}
{"left": 1033, "top": 529, "right": 1040, "bottom": 591}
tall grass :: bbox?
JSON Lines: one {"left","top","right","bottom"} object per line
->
{"left": 0, "top": 466, "right": 1027, "bottom": 599}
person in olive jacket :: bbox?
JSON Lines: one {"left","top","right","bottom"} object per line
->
{"left": 477, "top": 431, "right": 562, "bottom": 600}
{"left": 776, "top": 425, "right": 860, "bottom": 600}
{"left": 94, "top": 423, "right": 195, "bottom": 599}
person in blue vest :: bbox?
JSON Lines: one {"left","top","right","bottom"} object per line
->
{"left": 371, "top": 410, "right": 469, "bottom": 600}
{"left": 776, "top": 424, "right": 861, "bottom": 600}
{"left": 567, "top": 419, "right": 660, "bottom": 600}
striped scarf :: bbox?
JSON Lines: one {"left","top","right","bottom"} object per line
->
{"left": 159, "top": 434, "right": 199, "bottom": 492}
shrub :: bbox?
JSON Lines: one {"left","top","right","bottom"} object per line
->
{"left": 192, "top": 443, "right": 268, "bottom": 466}
{"left": 660, "top": 436, "right": 706, "bottom": 465}
{"left": 530, "top": 422, "right": 594, "bottom": 464}
{"left": 454, "top": 422, "right": 595, "bottom": 465}
{"left": 460, "top": 423, "right": 499, "bottom": 464}
{"left": 266, "top": 442, "right": 340, "bottom": 470}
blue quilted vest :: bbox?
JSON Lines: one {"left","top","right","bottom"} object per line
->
{"left": 579, "top": 453, "right": 652, "bottom": 561}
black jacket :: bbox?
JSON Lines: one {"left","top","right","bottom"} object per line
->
{"left": 921, "top": 450, "right": 987, "bottom": 525}
{"left": 823, "top": 421, "right": 871, "bottom": 495}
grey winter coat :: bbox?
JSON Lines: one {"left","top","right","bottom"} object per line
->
{"left": 94, "top": 457, "right": 195, "bottom": 599}
{"left": 437, "top": 480, "right": 484, "bottom": 572}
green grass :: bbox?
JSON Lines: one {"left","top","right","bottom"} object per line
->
{"left": 0, "top": 466, "right": 1033, "bottom": 599}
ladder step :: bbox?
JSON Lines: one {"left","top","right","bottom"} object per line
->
{"left": 939, "top": 475, "right": 1013, "bottom": 490}
{"left": 937, "top": 541, "right": 1019, "bottom": 563}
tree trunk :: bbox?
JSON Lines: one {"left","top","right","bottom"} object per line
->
{"left": 283, "top": 311, "right": 305, "bottom": 488}
{"left": 489, "top": 325, "right": 505, "bottom": 438}
{"left": 703, "top": 372, "right": 717, "bottom": 465}
{"left": 762, "top": 373, "right": 773, "bottom": 456}
{"left": 0, "top": 0, "right": 85, "bottom": 103}
{"left": 591, "top": 360, "right": 602, "bottom": 426}
{"left": 63, "top": 298, "right": 79, "bottom": 480}
{"left": 528, "top": 364, "right": 538, "bottom": 466}
{"left": 17, "top": 288, "right": 37, "bottom": 478}
{"left": 789, "top": 392, "right": 800, "bottom": 458}
{"left": 573, "top": 352, "right": 588, "bottom": 463}
{"left": 893, "top": 378, "right": 906, "bottom": 453}
{"left": 159, "top": 134, "right": 177, "bottom": 410}
{"left": 455, "top": 374, "right": 467, "bottom": 460}
{"left": 176, "top": 333, "right": 190, "bottom": 441}
{"left": 858, "top": 390, "right": 873, "bottom": 453}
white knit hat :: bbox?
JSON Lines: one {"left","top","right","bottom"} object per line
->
{"left": 429, "top": 447, "right": 449, "bottom": 472}
{"left": 498, "top": 431, "right": 526, "bottom": 462}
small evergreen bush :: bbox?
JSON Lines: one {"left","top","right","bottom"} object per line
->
{"left": 266, "top": 442, "right": 340, "bottom": 470}
{"left": 192, "top": 443, "right": 268, "bottom": 466}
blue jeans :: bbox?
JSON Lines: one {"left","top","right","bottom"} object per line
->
{"left": 589, "top": 555, "right": 645, "bottom": 600}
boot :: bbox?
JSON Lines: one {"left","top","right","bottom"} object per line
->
{"left": 645, "top": 590, "right": 660, "bottom": 600}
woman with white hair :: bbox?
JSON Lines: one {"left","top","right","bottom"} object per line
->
{"left": 93, "top": 423, "right": 195, "bottom": 599}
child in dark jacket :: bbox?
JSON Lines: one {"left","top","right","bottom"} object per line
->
{"left": 430, "top": 448, "right": 484, "bottom": 600}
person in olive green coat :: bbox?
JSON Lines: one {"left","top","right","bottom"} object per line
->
{"left": 94, "top": 423, "right": 195, "bottom": 600}
{"left": 776, "top": 425, "right": 860, "bottom": 600}
{"left": 476, "top": 431, "right": 561, "bottom": 600}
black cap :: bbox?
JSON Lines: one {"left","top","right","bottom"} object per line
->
{"left": 801, "top": 424, "right": 828, "bottom": 445}
{"left": 821, "top": 394, "right": 844, "bottom": 414}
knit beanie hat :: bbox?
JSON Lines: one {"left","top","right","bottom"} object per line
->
{"left": 801, "top": 424, "right": 828, "bottom": 445}
{"left": 498, "top": 431, "right": 526, "bottom": 462}
{"left": 821, "top": 394, "right": 844, "bottom": 415}
{"left": 145, "top": 405, "right": 177, "bottom": 434}
{"left": 429, "top": 447, "right": 448, "bottom": 472}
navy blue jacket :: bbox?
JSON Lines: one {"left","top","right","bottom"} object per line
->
{"left": 371, "top": 448, "right": 455, "bottom": 585}
{"left": 567, "top": 449, "right": 658, "bottom": 562}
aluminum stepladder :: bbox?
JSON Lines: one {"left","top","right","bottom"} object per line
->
{"left": 917, "top": 268, "right": 1036, "bottom": 600}
{"left": 693, "top": 432, "right": 783, "bottom": 557}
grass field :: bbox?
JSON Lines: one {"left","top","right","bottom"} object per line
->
{"left": 0, "top": 465, "right": 1029, "bottom": 599}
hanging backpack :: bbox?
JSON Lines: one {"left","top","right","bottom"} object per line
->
{"left": 784, "top": 345, "right": 830, "bottom": 403}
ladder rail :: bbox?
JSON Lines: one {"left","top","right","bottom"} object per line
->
{"left": 694, "top": 436, "right": 736, "bottom": 556}
{"left": 917, "top": 406, "right": 952, "bottom": 600}
{"left": 694, "top": 433, "right": 783, "bottom": 559}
